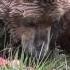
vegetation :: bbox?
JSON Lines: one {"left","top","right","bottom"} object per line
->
{"left": 0, "top": 49, "right": 70, "bottom": 70}
{"left": 0, "top": 0, "right": 70, "bottom": 70}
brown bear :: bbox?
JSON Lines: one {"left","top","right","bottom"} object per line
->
{"left": 0, "top": 0, "right": 69, "bottom": 59}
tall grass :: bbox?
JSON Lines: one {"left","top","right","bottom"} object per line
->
{"left": 0, "top": 49, "right": 69, "bottom": 70}
{"left": 0, "top": 26, "right": 70, "bottom": 70}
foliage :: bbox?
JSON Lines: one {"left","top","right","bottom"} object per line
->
{"left": 0, "top": 50, "right": 69, "bottom": 70}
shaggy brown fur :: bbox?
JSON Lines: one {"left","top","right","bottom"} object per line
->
{"left": 0, "top": 0, "right": 69, "bottom": 58}
{"left": 57, "top": 9, "right": 70, "bottom": 53}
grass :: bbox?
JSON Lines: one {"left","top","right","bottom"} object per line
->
{"left": 0, "top": 48, "right": 70, "bottom": 70}
{"left": 0, "top": 27, "right": 70, "bottom": 70}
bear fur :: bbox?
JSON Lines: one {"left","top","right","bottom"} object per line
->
{"left": 57, "top": 9, "right": 70, "bottom": 53}
{"left": 0, "top": 0, "right": 70, "bottom": 58}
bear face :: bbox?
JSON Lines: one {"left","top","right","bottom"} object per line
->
{"left": 7, "top": 13, "right": 53, "bottom": 58}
